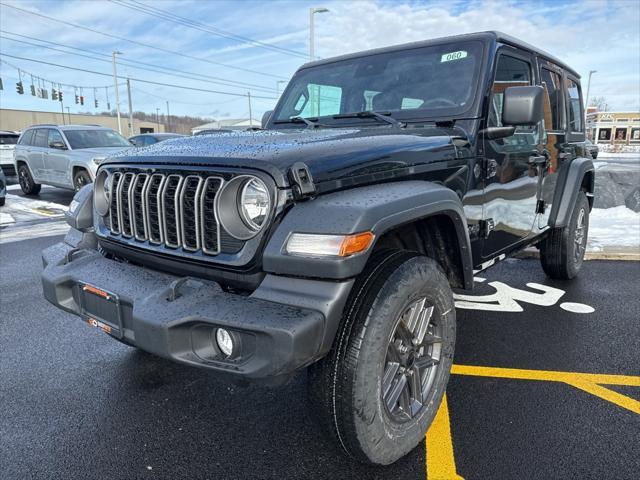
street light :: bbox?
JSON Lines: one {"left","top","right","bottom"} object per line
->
{"left": 584, "top": 70, "right": 597, "bottom": 111}
{"left": 112, "top": 51, "right": 123, "bottom": 134}
{"left": 156, "top": 107, "right": 161, "bottom": 131}
{"left": 276, "top": 80, "right": 287, "bottom": 96}
{"left": 309, "top": 7, "right": 329, "bottom": 61}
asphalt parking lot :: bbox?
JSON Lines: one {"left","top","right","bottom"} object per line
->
{"left": 1, "top": 186, "right": 639, "bottom": 479}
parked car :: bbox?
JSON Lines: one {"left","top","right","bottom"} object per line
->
{"left": 585, "top": 138, "right": 599, "bottom": 159}
{"left": 193, "top": 129, "right": 233, "bottom": 136}
{"left": 0, "top": 168, "right": 6, "bottom": 206}
{"left": 13, "top": 125, "right": 132, "bottom": 194}
{"left": 128, "top": 133, "right": 184, "bottom": 147}
{"left": 43, "top": 31, "right": 595, "bottom": 466}
{"left": 0, "top": 130, "right": 20, "bottom": 177}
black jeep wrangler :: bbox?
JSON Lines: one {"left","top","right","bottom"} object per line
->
{"left": 42, "top": 31, "right": 594, "bottom": 465}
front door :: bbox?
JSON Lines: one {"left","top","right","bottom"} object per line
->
{"left": 44, "top": 129, "right": 71, "bottom": 187}
{"left": 482, "top": 49, "right": 541, "bottom": 258}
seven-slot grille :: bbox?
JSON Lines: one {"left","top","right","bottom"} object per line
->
{"left": 106, "top": 171, "right": 225, "bottom": 255}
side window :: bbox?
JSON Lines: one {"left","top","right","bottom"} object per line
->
{"left": 129, "top": 136, "right": 142, "bottom": 146}
{"left": 18, "top": 130, "right": 34, "bottom": 146}
{"left": 48, "top": 129, "right": 65, "bottom": 147}
{"left": 297, "top": 83, "right": 342, "bottom": 118}
{"left": 489, "top": 54, "right": 532, "bottom": 128}
{"left": 565, "top": 77, "right": 583, "bottom": 132}
{"left": 33, "top": 129, "right": 49, "bottom": 148}
{"left": 540, "top": 68, "right": 564, "bottom": 131}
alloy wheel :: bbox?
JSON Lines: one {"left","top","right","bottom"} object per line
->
{"left": 574, "top": 208, "right": 586, "bottom": 263}
{"left": 382, "top": 297, "right": 443, "bottom": 423}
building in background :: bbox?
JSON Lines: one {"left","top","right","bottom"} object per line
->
{"left": 586, "top": 110, "right": 640, "bottom": 145}
{"left": 0, "top": 109, "right": 164, "bottom": 134}
{"left": 191, "top": 118, "right": 260, "bottom": 134}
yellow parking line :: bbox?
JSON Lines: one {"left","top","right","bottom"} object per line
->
{"left": 425, "top": 365, "right": 640, "bottom": 479}
{"left": 426, "top": 394, "right": 464, "bottom": 480}
{"left": 451, "top": 364, "right": 640, "bottom": 414}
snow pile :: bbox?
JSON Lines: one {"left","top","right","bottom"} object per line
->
{"left": 588, "top": 206, "right": 640, "bottom": 251}
{"left": 0, "top": 212, "right": 16, "bottom": 226}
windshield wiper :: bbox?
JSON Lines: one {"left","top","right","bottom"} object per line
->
{"left": 332, "top": 111, "right": 405, "bottom": 128}
{"left": 273, "top": 116, "right": 321, "bottom": 128}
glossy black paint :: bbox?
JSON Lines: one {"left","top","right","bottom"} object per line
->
{"left": 101, "top": 31, "right": 591, "bottom": 272}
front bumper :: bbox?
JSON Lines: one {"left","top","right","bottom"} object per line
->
{"left": 42, "top": 239, "right": 353, "bottom": 379}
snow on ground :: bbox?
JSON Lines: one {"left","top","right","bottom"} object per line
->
{"left": 588, "top": 206, "right": 640, "bottom": 251}
{"left": 0, "top": 212, "right": 16, "bottom": 226}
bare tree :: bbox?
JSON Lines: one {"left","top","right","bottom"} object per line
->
{"left": 589, "top": 97, "right": 610, "bottom": 112}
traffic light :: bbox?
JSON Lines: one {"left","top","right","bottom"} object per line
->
{"left": 75, "top": 94, "right": 79, "bottom": 104}
{"left": 30, "top": 84, "right": 36, "bottom": 96}
{"left": 80, "top": 95, "right": 84, "bottom": 106}
{"left": 94, "top": 99, "right": 98, "bottom": 108}
{"left": 16, "top": 81, "right": 24, "bottom": 94}
{"left": 52, "top": 89, "right": 58, "bottom": 101}
{"left": 59, "top": 91, "right": 63, "bottom": 102}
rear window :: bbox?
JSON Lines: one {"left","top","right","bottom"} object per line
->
{"left": 33, "top": 129, "right": 49, "bottom": 148}
{"left": 0, "top": 134, "right": 19, "bottom": 145}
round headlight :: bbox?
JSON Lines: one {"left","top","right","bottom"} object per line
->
{"left": 94, "top": 169, "right": 111, "bottom": 216}
{"left": 239, "top": 178, "right": 270, "bottom": 231}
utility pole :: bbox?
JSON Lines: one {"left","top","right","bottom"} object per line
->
{"left": 309, "top": 7, "right": 329, "bottom": 61}
{"left": 247, "top": 91, "right": 253, "bottom": 127}
{"left": 156, "top": 108, "right": 160, "bottom": 131}
{"left": 112, "top": 51, "right": 123, "bottom": 134}
{"left": 65, "top": 107, "right": 71, "bottom": 125}
{"left": 584, "top": 70, "right": 597, "bottom": 111}
{"left": 60, "top": 100, "right": 65, "bottom": 125}
{"left": 126, "top": 78, "right": 134, "bottom": 136}
{"left": 166, "top": 100, "right": 171, "bottom": 132}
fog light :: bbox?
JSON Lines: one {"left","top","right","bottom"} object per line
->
{"left": 216, "top": 328, "right": 234, "bottom": 357}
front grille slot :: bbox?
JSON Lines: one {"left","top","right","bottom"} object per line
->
{"left": 201, "top": 177, "right": 223, "bottom": 254}
{"left": 118, "top": 173, "right": 135, "bottom": 238}
{"left": 105, "top": 170, "right": 234, "bottom": 257}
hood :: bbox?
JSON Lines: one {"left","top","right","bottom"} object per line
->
{"left": 107, "top": 127, "right": 462, "bottom": 188}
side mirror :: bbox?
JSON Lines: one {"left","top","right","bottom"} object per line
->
{"left": 502, "top": 86, "right": 544, "bottom": 126}
{"left": 261, "top": 110, "right": 273, "bottom": 129}
{"left": 49, "top": 141, "right": 67, "bottom": 150}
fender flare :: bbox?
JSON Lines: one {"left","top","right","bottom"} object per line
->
{"left": 548, "top": 156, "right": 595, "bottom": 228}
{"left": 263, "top": 181, "right": 473, "bottom": 287}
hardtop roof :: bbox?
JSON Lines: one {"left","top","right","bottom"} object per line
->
{"left": 301, "top": 31, "right": 579, "bottom": 79}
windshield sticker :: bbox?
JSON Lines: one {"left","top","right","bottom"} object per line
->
{"left": 441, "top": 51, "right": 468, "bottom": 63}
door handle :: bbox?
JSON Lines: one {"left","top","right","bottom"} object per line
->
{"left": 528, "top": 155, "right": 547, "bottom": 166}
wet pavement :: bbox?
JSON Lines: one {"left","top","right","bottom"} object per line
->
{"left": 1, "top": 234, "right": 638, "bottom": 480}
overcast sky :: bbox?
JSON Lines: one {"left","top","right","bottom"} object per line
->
{"left": 1, "top": 0, "right": 638, "bottom": 121}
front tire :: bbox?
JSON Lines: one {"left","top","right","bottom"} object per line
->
{"left": 309, "top": 250, "right": 456, "bottom": 465}
{"left": 73, "top": 169, "right": 92, "bottom": 192}
{"left": 18, "top": 164, "right": 41, "bottom": 195}
{"left": 540, "top": 192, "right": 589, "bottom": 279}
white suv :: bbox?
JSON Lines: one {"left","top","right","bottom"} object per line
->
{"left": 0, "top": 130, "right": 20, "bottom": 177}
{"left": 13, "top": 124, "right": 132, "bottom": 194}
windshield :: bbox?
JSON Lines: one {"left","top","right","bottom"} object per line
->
{"left": 0, "top": 134, "right": 19, "bottom": 145}
{"left": 273, "top": 40, "right": 483, "bottom": 124}
{"left": 64, "top": 129, "right": 131, "bottom": 149}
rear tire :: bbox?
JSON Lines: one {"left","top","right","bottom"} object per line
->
{"left": 73, "top": 169, "right": 92, "bottom": 192}
{"left": 540, "top": 192, "right": 589, "bottom": 279}
{"left": 18, "top": 164, "right": 41, "bottom": 195}
{"left": 309, "top": 250, "right": 456, "bottom": 465}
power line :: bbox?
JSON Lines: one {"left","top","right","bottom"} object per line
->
{"left": 130, "top": 86, "right": 242, "bottom": 106}
{"left": 0, "top": 2, "right": 289, "bottom": 80}
{"left": 0, "top": 33, "right": 278, "bottom": 94}
{"left": 1, "top": 30, "right": 279, "bottom": 93}
{"left": 109, "top": 0, "right": 307, "bottom": 59}
{"left": 0, "top": 58, "right": 122, "bottom": 90}
{"left": 0, "top": 53, "right": 279, "bottom": 100}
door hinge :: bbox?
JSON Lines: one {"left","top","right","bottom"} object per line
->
{"left": 288, "top": 162, "right": 316, "bottom": 200}
{"left": 479, "top": 218, "right": 495, "bottom": 238}
{"left": 536, "top": 200, "right": 546, "bottom": 214}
